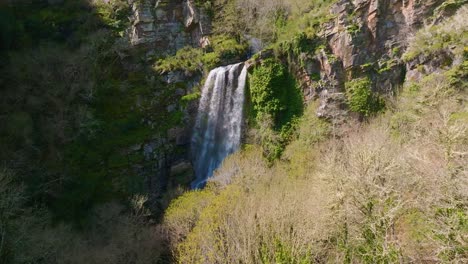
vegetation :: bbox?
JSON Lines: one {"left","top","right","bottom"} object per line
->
{"left": 403, "top": 6, "right": 467, "bottom": 61}
{"left": 167, "top": 54, "right": 468, "bottom": 264}
{"left": 0, "top": 1, "right": 176, "bottom": 262}
{"left": 1, "top": 0, "right": 467, "bottom": 263}
{"left": 248, "top": 59, "right": 303, "bottom": 161}
{"left": 211, "top": 0, "right": 336, "bottom": 45}
{"left": 165, "top": 9, "right": 468, "bottom": 263}
{"left": 345, "top": 77, "right": 386, "bottom": 117}
{"left": 155, "top": 35, "right": 248, "bottom": 73}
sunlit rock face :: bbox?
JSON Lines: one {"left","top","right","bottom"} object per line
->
{"left": 128, "top": 0, "right": 211, "bottom": 56}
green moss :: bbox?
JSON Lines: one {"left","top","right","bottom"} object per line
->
{"left": 181, "top": 92, "right": 201, "bottom": 103}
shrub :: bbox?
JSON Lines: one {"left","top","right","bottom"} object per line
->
{"left": 248, "top": 59, "right": 303, "bottom": 161}
{"left": 164, "top": 189, "right": 216, "bottom": 246}
{"left": 168, "top": 8, "right": 468, "bottom": 264}
{"left": 155, "top": 47, "right": 204, "bottom": 73}
{"left": 210, "top": 34, "right": 249, "bottom": 61}
{"left": 249, "top": 59, "right": 303, "bottom": 128}
{"left": 345, "top": 77, "right": 385, "bottom": 116}
{"left": 155, "top": 35, "right": 248, "bottom": 73}
{"left": 403, "top": 6, "right": 467, "bottom": 61}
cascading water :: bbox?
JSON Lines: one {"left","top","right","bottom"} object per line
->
{"left": 191, "top": 62, "right": 248, "bottom": 188}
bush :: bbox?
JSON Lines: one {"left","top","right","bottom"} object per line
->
{"left": 248, "top": 59, "right": 303, "bottom": 161}
{"left": 164, "top": 188, "right": 216, "bottom": 246}
{"left": 249, "top": 59, "right": 303, "bottom": 128}
{"left": 168, "top": 19, "right": 468, "bottom": 261}
{"left": 155, "top": 47, "right": 204, "bottom": 73}
{"left": 403, "top": 6, "right": 467, "bottom": 61}
{"left": 155, "top": 35, "right": 248, "bottom": 73}
{"left": 345, "top": 77, "right": 385, "bottom": 116}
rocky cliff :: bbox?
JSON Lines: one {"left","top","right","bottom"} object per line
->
{"left": 114, "top": 0, "right": 215, "bottom": 211}
{"left": 128, "top": 0, "right": 466, "bottom": 205}
{"left": 287, "top": 0, "right": 460, "bottom": 122}
{"left": 127, "top": 0, "right": 211, "bottom": 56}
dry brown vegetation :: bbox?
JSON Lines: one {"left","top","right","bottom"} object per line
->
{"left": 165, "top": 72, "right": 467, "bottom": 263}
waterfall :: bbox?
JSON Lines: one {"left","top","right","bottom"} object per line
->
{"left": 191, "top": 63, "right": 248, "bottom": 188}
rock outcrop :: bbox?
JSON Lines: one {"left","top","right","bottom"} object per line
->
{"left": 295, "top": 0, "right": 449, "bottom": 120}
{"left": 128, "top": 0, "right": 212, "bottom": 56}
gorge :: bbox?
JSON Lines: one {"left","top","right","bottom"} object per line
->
{"left": 0, "top": 0, "right": 466, "bottom": 263}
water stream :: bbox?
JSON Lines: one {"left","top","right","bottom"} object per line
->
{"left": 191, "top": 62, "right": 248, "bottom": 188}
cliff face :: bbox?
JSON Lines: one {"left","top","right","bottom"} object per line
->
{"left": 129, "top": 0, "right": 465, "bottom": 200}
{"left": 114, "top": 1, "right": 214, "bottom": 210}
{"left": 127, "top": 0, "right": 211, "bottom": 56}
{"left": 296, "top": 0, "right": 448, "bottom": 121}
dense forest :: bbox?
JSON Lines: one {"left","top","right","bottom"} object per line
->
{"left": 0, "top": 0, "right": 467, "bottom": 263}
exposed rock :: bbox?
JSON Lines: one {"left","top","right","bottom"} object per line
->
{"left": 169, "top": 161, "right": 194, "bottom": 188}
{"left": 170, "top": 161, "right": 193, "bottom": 176}
{"left": 313, "top": 0, "right": 447, "bottom": 119}
{"left": 405, "top": 49, "right": 455, "bottom": 81}
{"left": 127, "top": 0, "right": 212, "bottom": 56}
{"left": 168, "top": 126, "right": 191, "bottom": 146}
{"left": 317, "top": 91, "right": 348, "bottom": 122}
{"left": 129, "top": 0, "right": 156, "bottom": 46}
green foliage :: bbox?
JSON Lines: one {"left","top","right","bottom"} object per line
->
{"left": 93, "top": 0, "right": 130, "bottom": 34}
{"left": 434, "top": 206, "right": 468, "bottom": 261}
{"left": 248, "top": 59, "right": 303, "bottom": 161}
{"left": 345, "top": 77, "right": 385, "bottom": 116}
{"left": 260, "top": 239, "right": 312, "bottom": 264}
{"left": 210, "top": 34, "right": 249, "bottom": 60}
{"left": 164, "top": 188, "right": 216, "bottom": 244}
{"left": 346, "top": 23, "right": 360, "bottom": 36}
{"left": 155, "top": 35, "right": 248, "bottom": 73}
{"left": 445, "top": 59, "right": 468, "bottom": 89}
{"left": 275, "top": 32, "right": 323, "bottom": 65}
{"left": 155, "top": 46, "right": 204, "bottom": 73}
{"left": 249, "top": 59, "right": 303, "bottom": 128}
{"left": 164, "top": 6, "right": 467, "bottom": 264}
{"left": 273, "top": 0, "right": 337, "bottom": 45}
{"left": 0, "top": 0, "right": 177, "bottom": 224}
{"left": 181, "top": 92, "right": 201, "bottom": 103}
{"left": 0, "top": 0, "right": 127, "bottom": 51}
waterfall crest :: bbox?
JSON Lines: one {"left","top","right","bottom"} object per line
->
{"left": 191, "top": 63, "right": 248, "bottom": 188}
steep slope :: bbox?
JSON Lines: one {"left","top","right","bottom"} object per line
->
{"left": 0, "top": 0, "right": 466, "bottom": 263}
{"left": 163, "top": 2, "right": 468, "bottom": 263}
